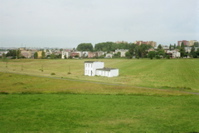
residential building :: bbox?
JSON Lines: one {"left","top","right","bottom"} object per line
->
{"left": 21, "top": 50, "right": 32, "bottom": 58}
{"left": 95, "top": 68, "right": 119, "bottom": 77}
{"left": 166, "top": 50, "right": 180, "bottom": 58}
{"left": 115, "top": 49, "right": 128, "bottom": 57}
{"left": 105, "top": 53, "right": 113, "bottom": 58}
{"left": 134, "top": 41, "right": 157, "bottom": 47}
{"left": 189, "top": 40, "right": 198, "bottom": 46}
{"left": 88, "top": 52, "right": 97, "bottom": 58}
{"left": 84, "top": 61, "right": 104, "bottom": 76}
{"left": 178, "top": 40, "right": 189, "bottom": 46}
{"left": 84, "top": 61, "right": 119, "bottom": 77}
{"left": 61, "top": 51, "right": 70, "bottom": 59}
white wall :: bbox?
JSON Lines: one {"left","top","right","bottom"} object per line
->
{"left": 84, "top": 62, "right": 104, "bottom": 76}
{"left": 96, "top": 69, "right": 119, "bottom": 77}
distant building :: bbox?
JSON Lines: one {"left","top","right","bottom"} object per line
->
{"left": 61, "top": 51, "right": 70, "bottom": 59}
{"left": 115, "top": 41, "right": 128, "bottom": 44}
{"left": 37, "top": 51, "right": 42, "bottom": 58}
{"left": 84, "top": 61, "right": 119, "bottom": 77}
{"left": 105, "top": 53, "right": 113, "bottom": 58}
{"left": 134, "top": 41, "right": 157, "bottom": 47}
{"left": 178, "top": 40, "right": 189, "bottom": 46}
{"left": 189, "top": 40, "right": 198, "bottom": 46}
{"left": 21, "top": 50, "right": 32, "bottom": 58}
{"left": 166, "top": 50, "right": 180, "bottom": 58}
{"left": 70, "top": 52, "right": 79, "bottom": 58}
{"left": 115, "top": 49, "right": 128, "bottom": 57}
{"left": 88, "top": 52, "right": 97, "bottom": 58}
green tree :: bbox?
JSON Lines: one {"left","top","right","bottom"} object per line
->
{"left": 157, "top": 44, "right": 162, "bottom": 50}
{"left": 125, "top": 51, "right": 131, "bottom": 59}
{"left": 190, "top": 46, "right": 197, "bottom": 58}
{"left": 194, "top": 42, "right": 199, "bottom": 47}
{"left": 50, "top": 54, "right": 56, "bottom": 59}
{"left": 156, "top": 44, "right": 165, "bottom": 58}
{"left": 6, "top": 50, "right": 21, "bottom": 59}
{"left": 169, "top": 44, "right": 172, "bottom": 50}
{"left": 113, "top": 52, "right": 121, "bottom": 58}
{"left": 179, "top": 42, "right": 186, "bottom": 57}
{"left": 196, "top": 49, "right": 199, "bottom": 57}
{"left": 34, "top": 52, "right": 38, "bottom": 59}
{"left": 148, "top": 51, "right": 156, "bottom": 59}
{"left": 174, "top": 44, "right": 176, "bottom": 49}
{"left": 77, "top": 43, "right": 93, "bottom": 51}
{"left": 41, "top": 51, "right": 46, "bottom": 59}
{"left": 16, "top": 49, "right": 21, "bottom": 59}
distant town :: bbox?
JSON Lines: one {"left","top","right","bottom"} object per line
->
{"left": 0, "top": 40, "right": 199, "bottom": 59}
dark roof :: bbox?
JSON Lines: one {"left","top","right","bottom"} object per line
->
{"left": 96, "top": 67, "right": 118, "bottom": 71}
{"left": 84, "top": 61, "right": 95, "bottom": 63}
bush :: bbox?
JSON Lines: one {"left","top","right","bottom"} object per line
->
{"left": 0, "top": 91, "right": 9, "bottom": 94}
{"left": 51, "top": 73, "right": 56, "bottom": 75}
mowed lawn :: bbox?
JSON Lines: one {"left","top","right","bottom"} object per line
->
{"left": 0, "top": 58, "right": 199, "bottom": 91}
{"left": 1, "top": 94, "right": 199, "bottom": 133}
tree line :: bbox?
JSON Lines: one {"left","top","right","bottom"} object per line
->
{"left": 76, "top": 42, "right": 131, "bottom": 52}
{"left": 76, "top": 42, "right": 199, "bottom": 59}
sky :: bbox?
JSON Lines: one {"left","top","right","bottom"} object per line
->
{"left": 0, "top": 0, "right": 199, "bottom": 48}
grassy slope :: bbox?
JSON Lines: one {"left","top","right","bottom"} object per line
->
{"left": 0, "top": 58, "right": 199, "bottom": 91}
{"left": 0, "top": 72, "right": 189, "bottom": 95}
{"left": 0, "top": 59, "right": 199, "bottom": 132}
{"left": 1, "top": 94, "right": 199, "bottom": 133}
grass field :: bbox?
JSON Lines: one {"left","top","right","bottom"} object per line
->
{"left": 0, "top": 58, "right": 199, "bottom": 91}
{"left": 1, "top": 94, "right": 199, "bottom": 133}
{"left": 0, "top": 58, "right": 199, "bottom": 132}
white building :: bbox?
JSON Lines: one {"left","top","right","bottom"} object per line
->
{"left": 84, "top": 61, "right": 119, "bottom": 77}
{"left": 115, "top": 49, "right": 128, "bottom": 57}
{"left": 166, "top": 50, "right": 181, "bottom": 58}
{"left": 96, "top": 68, "right": 119, "bottom": 77}
{"left": 105, "top": 53, "right": 113, "bottom": 58}
{"left": 61, "top": 51, "right": 70, "bottom": 59}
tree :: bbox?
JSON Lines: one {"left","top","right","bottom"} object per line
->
{"left": 41, "top": 51, "right": 46, "bottom": 59}
{"left": 125, "top": 51, "right": 131, "bottom": 59}
{"left": 174, "top": 44, "right": 176, "bottom": 49}
{"left": 190, "top": 46, "right": 197, "bottom": 58}
{"left": 156, "top": 44, "right": 165, "bottom": 58}
{"left": 157, "top": 44, "right": 162, "bottom": 50}
{"left": 6, "top": 49, "right": 21, "bottom": 59}
{"left": 16, "top": 49, "right": 21, "bottom": 59}
{"left": 50, "top": 53, "right": 56, "bottom": 59}
{"left": 34, "top": 52, "right": 38, "bottom": 59}
{"left": 179, "top": 42, "right": 186, "bottom": 57}
{"left": 169, "top": 44, "right": 172, "bottom": 50}
{"left": 148, "top": 51, "right": 156, "bottom": 59}
{"left": 76, "top": 43, "right": 93, "bottom": 51}
{"left": 196, "top": 49, "right": 199, "bottom": 57}
{"left": 113, "top": 52, "right": 121, "bottom": 58}
{"left": 194, "top": 42, "right": 199, "bottom": 47}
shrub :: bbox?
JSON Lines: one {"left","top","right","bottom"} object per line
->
{"left": 51, "top": 73, "right": 55, "bottom": 75}
{"left": 0, "top": 91, "right": 9, "bottom": 94}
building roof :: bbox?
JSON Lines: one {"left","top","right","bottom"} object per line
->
{"left": 84, "top": 61, "right": 103, "bottom": 63}
{"left": 84, "top": 61, "right": 95, "bottom": 63}
{"left": 96, "top": 67, "right": 118, "bottom": 71}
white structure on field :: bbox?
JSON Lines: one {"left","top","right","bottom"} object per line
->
{"left": 84, "top": 61, "right": 119, "bottom": 77}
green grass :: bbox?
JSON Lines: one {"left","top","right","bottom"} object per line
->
{"left": 1, "top": 94, "right": 199, "bottom": 133}
{"left": 0, "top": 58, "right": 199, "bottom": 91}
{"left": 0, "top": 72, "right": 193, "bottom": 95}
{"left": 0, "top": 59, "right": 199, "bottom": 132}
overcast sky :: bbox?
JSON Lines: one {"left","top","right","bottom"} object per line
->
{"left": 0, "top": 0, "right": 199, "bottom": 48}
